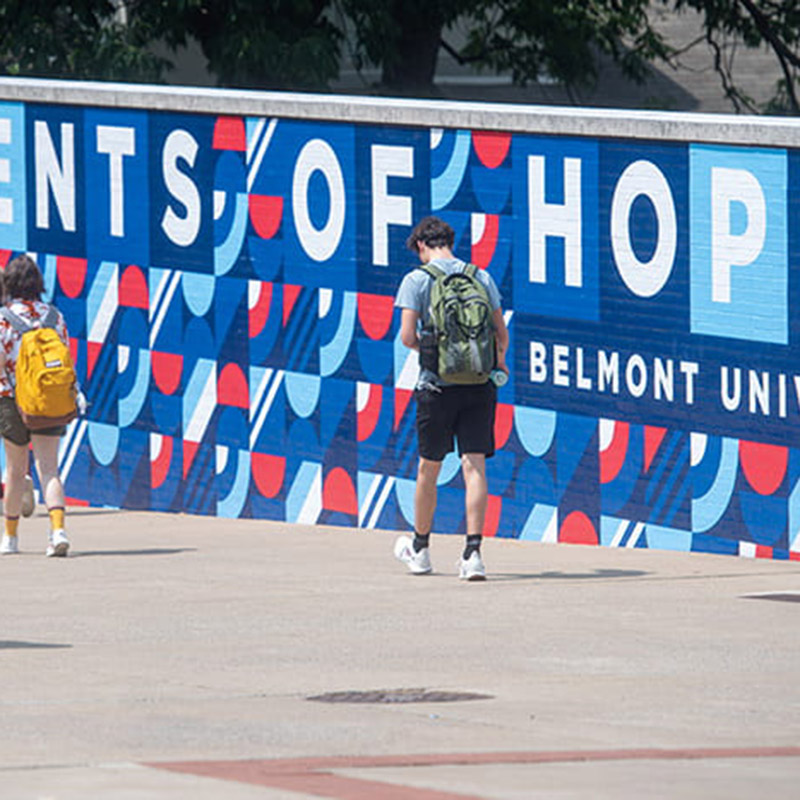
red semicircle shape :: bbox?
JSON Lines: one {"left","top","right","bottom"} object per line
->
{"left": 739, "top": 439, "right": 788, "bottom": 496}
{"left": 323, "top": 467, "right": 358, "bottom": 514}
{"left": 217, "top": 363, "right": 249, "bottom": 409}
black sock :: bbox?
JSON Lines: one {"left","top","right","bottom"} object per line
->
{"left": 413, "top": 532, "right": 430, "bottom": 553}
{"left": 463, "top": 534, "right": 482, "bottom": 560}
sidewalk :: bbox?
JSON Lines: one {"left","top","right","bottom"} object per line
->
{"left": 1, "top": 506, "right": 799, "bottom": 798}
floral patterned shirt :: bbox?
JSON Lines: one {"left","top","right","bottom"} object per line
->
{"left": 0, "top": 299, "right": 70, "bottom": 397}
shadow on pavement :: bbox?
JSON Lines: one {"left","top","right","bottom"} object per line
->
{"left": 0, "top": 641, "right": 72, "bottom": 649}
{"left": 489, "top": 568, "right": 650, "bottom": 582}
{"left": 72, "top": 548, "right": 196, "bottom": 558}
{"left": 27, "top": 508, "right": 124, "bottom": 517}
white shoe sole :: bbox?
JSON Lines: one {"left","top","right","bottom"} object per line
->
{"left": 459, "top": 554, "right": 487, "bottom": 581}
{"left": 393, "top": 536, "right": 432, "bottom": 575}
{"left": 46, "top": 541, "right": 69, "bottom": 557}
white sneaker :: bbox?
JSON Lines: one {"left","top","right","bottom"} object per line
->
{"left": 459, "top": 550, "right": 486, "bottom": 581}
{"left": 394, "top": 535, "right": 432, "bottom": 575}
{"left": 21, "top": 475, "right": 35, "bottom": 518}
{"left": 46, "top": 529, "right": 69, "bottom": 558}
{"left": 0, "top": 534, "right": 19, "bottom": 555}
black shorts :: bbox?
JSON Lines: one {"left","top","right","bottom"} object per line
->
{"left": 415, "top": 381, "right": 497, "bottom": 462}
{"left": 0, "top": 396, "right": 66, "bottom": 446}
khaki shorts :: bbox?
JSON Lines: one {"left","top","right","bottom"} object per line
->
{"left": 0, "top": 396, "right": 66, "bottom": 446}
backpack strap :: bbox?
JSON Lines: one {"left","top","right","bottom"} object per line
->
{"left": 418, "top": 261, "right": 479, "bottom": 281}
{"left": 0, "top": 306, "right": 32, "bottom": 334}
{"left": 41, "top": 304, "right": 59, "bottom": 329}
{"left": 0, "top": 304, "right": 59, "bottom": 332}
{"left": 417, "top": 262, "right": 444, "bottom": 280}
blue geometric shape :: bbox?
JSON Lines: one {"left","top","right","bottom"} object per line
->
{"left": 286, "top": 460, "right": 321, "bottom": 523}
{"left": 285, "top": 371, "right": 320, "bottom": 418}
{"left": 88, "top": 421, "right": 119, "bottom": 466}
{"left": 217, "top": 447, "right": 250, "bottom": 518}
{"left": 692, "top": 437, "right": 738, "bottom": 533}
{"left": 215, "top": 192, "right": 248, "bottom": 276}
{"left": 645, "top": 524, "right": 692, "bottom": 552}
{"left": 320, "top": 290, "right": 356, "bottom": 377}
{"left": 514, "top": 406, "right": 556, "bottom": 457}
{"left": 118, "top": 348, "right": 151, "bottom": 428}
{"left": 739, "top": 491, "right": 786, "bottom": 548}
{"left": 183, "top": 273, "right": 216, "bottom": 317}
{"left": 432, "top": 129, "right": 470, "bottom": 210}
{"left": 520, "top": 503, "right": 557, "bottom": 542}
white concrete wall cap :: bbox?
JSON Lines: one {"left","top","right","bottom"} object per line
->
{"left": 0, "top": 76, "right": 798, "bottom": 147}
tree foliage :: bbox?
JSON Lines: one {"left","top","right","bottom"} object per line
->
{"left": 339, "top": 0, "right": 482, "bottom": 91}
{"left": 131, "top": 0, "right": 342, "bottom": 90}
{"left": 673, "top": 0, "right": 800, "bottom": 113}
{"left": 0, "top": 1, "right": 796, "bottom": 114}
{"left": 340, "top": 0, "right": 669, "bottom": 93}
{"left": 0, "top": 0, "right": 167, "bottom": 82}
{"left": 459, "top": 0, "right": 671, "bottom": 87}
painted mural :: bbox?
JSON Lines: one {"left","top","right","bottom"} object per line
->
{"left": 0, "top": 99, "right": 797, "bottom": 559}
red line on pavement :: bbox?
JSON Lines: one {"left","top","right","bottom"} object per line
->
{"left": 149, "top": 746, "right": 800, "bottom": 800}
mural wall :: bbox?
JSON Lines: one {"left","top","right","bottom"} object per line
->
{"left": 0, "top": 94, "right": 798, "bottom": 559}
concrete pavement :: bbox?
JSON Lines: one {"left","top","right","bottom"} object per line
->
{"left": 1, "top": 506, "right": 799, "bottom": 798}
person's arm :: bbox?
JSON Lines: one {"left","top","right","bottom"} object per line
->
{"left": 400, "top": 307, "right": 421, "bottom": 351}
{"left": 492, "top": 308, "right": 509, "bottom": 374}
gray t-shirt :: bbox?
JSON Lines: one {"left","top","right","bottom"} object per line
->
{"left": 394, "top": 258, "right": 503, "bottom": 387}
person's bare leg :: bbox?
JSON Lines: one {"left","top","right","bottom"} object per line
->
{"left": 393, "top": 456, "right": 442, "bottom": 574}
{"left": 31, "top": 434, "right": 68, "bottom": 556}
{"left": 31, "top": 435, "right": 64, "bottom": 510}
{"left": 461, "top": 452, "right": 487, "bottom": 536}
{"left": 415, "top": 456, "right": 442, "bottom": 541}
{"left": 2, "top": 439, "right": 29, "bottom": 552}
{"left": 460, "top": 452, "right": 488, "bottom": 579}
{"left": 3, "top": 439, "right": 28, "bottom": 519}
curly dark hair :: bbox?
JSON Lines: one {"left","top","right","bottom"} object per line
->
{"left": 405, "top": 216, "right": 455, "bottom": 253}
{"left": 4, "top": 254, "right": 44, "bottom": 302}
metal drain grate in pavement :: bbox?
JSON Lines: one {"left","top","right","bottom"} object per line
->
{"left": 307, "top": 688, "right": 493, "bottom": 704}
{"left": 743, "top": 593, "right": 800, "bottom": 603}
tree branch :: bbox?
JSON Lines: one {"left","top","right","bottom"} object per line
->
{"left": 737, "top": 0, "right": 800, "bottom": 111}
{"left": 669, "top": 33, "right": 707, "bottom": 60}
{"left": 439, "top": 37, "right": 489, "bottom": 66}
{"left": 705, "top": 29, "right": 759, "bottom": 113}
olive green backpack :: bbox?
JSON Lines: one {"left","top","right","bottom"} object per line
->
{"left": 418, "top": 262, "right": 495, "bottom": 384}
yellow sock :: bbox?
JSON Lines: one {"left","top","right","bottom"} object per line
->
{"left": 5, "top": 517, "right": 19, "bottom": 537}
{"left": 49, "top": 507, "right": 65, "bottom": 531}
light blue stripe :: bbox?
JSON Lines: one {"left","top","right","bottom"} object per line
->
{"left": 320, "top": 291, "right": 356, "bottom": 377}
{"left": 692, "top": 437, "right": 738, "bottom": 532}
{"left": 431, "top": 130, "right": 470, "bottom": 210}
{"left": 214, "top": 192, "right": 248, "bottom": 276}
{"left": 285, "top": 460, "right": 321, "bottom": 523}
{"left": 520, "top": 503, "right": 556, "bottom": 542}
{"left": 118, "top": 348, "right": 151, "bottom": 428}
{"left": 217, "top": 448, "right": 250, "bottom": 518}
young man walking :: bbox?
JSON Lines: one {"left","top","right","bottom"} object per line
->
{"left": 393, "top": 216, "right": 509, "bottom": 580}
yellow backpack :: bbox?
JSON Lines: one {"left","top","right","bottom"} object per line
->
{"left": 1, "top": 305, "right": 77, "bottom": 429}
